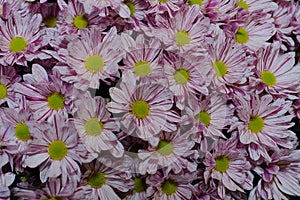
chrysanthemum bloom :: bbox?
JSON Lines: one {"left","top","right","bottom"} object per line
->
{"left": 123, "top": 0, "right": 148, "bottom": 22}
{"left": 249, "top": 149, "right": 300, "bottom": 200}
{"left": 72, "top": 96, "right": 124, "bottom": 157}
{"left": 138, "top": 131, "right": 196, "bottom": 175}
{"left": 235, "top": 0, "right": 278, "bottom": 13}
{"left": 76, "top": 159, "right": 130, "bottom": 200}
{"left": 0, "top": 12, "right": 49, "bottom": 66}
{"left": 24, "top": 114, "right": 94, "bottom": 185}
{"left": 121, "top": 33, "right": 163, "bottom": 82}
{"left": 55, "top": 27, "right": 122, "bottom": 90}
{"left": 232, "top": 94, "right": 297, "bottom": 161}
{"left": 147, "top": 0, "right": 183, "bottom": 18}
{"left": 163, "top": 52, "right": 211, "bottom": 109}
{"left": 184, "top": 93, "right": 233, "bottom": 152}
{"left": 146, "top": 170, "right": 196, "bottom": 200}
{"left": 107, "top": 71, "right": 180, "bottom": 140}
{"left": 203, "top": 136, "right": 253, "bottom": 199}
{"left": 0, "top": 125, "right": 18, "bottom": 170}
{"left": 0, "top": 66, "right": 21, "bottom": 107}
{"left": 15, "top": 64, "right": 82, "bottom": 122}
{"left": 0, "top": 171, "right": 15, "bottom": 200}
{"left": 250, "top": 42, "right": 300, "bottom": 99}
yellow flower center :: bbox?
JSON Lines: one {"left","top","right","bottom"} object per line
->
{"left": 88, "top": 172, "right": 106, "bottom": 188}
{"left": 84, "top": 55, "right": 105, "bottom": 73}
{"left": 260, "top": 71, "right": 276, "bottom": 87}
{"left": 174, "top": 68, "right": 190, "bottom": 85}
{"left": 159, "top": 0, "right": 169, "bottom": 3}
{"left": 15, "top": 123, "right": 31, "bottom": 142}
{"left": 134, "top": 61, "right": 151, "bottom": 77}
{"left": 157, "top": 140, "right": 174, "bottom": 156}
{"left": 48, "top": 140, "right": 68, "bottom": 160}
{"left": 214, "top": 155, "right": 230, "bottom": 173}
{"left": 10, "top": 37, "right": 27, "bottom": 52}
{"left": 47, "top": 92, "right": 65, "bottom": 111}
{"left": 161, "top": 179, "right": 178, "bottom": 195}
{"left": 131, "top": 100, "right": 150, "bottom": 119}
{"left": 175, "top": 30, "right": 190, "bottom": 46}
{"left": 133, "top": 177, "right": 146, "bottom": 193}
{"left": 188, "top": 0, "right": 202, "bottom": 6}
{"left": 237, "top": 0, "right": 249, "bottom": 11}
{"left": 235, "top": 27, "right": 249, "bottom": 44}
{"left": 248, "top": 116, "right": 264, "bottom": 133}
{"left": 73, "top": 15, "right": 88, "bottom": 29}
{"left": 0, "top": 84, "right": 7, "bottom": 99}
{"left": 84, "top": 118, "right": 104, "bottom": 136}
{"left": 196, "top": 111, "right": 211, "bottom": 127}
{"left": 213, "top": 61, "right": 228, "bottom": 77}
{"left": 125, "top": 2, "right": 136, "bottom": 16}
{"left": 44, "top": 16, "right": 57, "bottom": 27}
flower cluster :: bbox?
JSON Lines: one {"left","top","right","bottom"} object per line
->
{"left": 0, "top": 0, "right": 300, "bottom": 199}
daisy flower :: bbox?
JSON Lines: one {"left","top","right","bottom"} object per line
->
{"left": 107, "top": 71, "right": 180, "bottom": 140}
{"left": 201, "top": 0, "right": 237, "bottom": 23}
{"left": 123, "top": 0, "right": 148, "bottom": 21}
{"left": 203, "top": 136, "right": 253, "bottom": 199}
{"left": 121, "top": 33, "right": 163, "bottom": 82}
{"left": 250, "top": 149, "right": 300, "bottom": 200}
{"left": 147, "top": 0, "right": 183, "bottom": 18}
{"left": 235, "top": 0, "right": 278, "bottom": 13}
{"left": 138, "top": 131, "right": 197, "bottom": 175}
{"left": 0, "top": 12, "right": 49, "bottom": 66}
{"left": 251, "top": 42, "right": 300, "bottom": 99}
{"left": 55, "top": 27, "right": 123, "bottom": 90}
{"left": 72, "top": 96, "right": 124, "bottom": 158}
{"left": 163, "top": 52, "right": 211, "bottom": 110}
{"left": 0, "top": 171, "right": 15, "bottom": 200}
{"left": 233, "top": 94, "right": 297, "bottom": 161}
{"left": 24, "top": 114, "right": 94, "bottom": 185}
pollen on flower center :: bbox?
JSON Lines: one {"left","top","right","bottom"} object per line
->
{"left": 157, "top": 140, "right": 174, "bottom": 156}
{"left": 9, "top": 36, "right": 27, "bottom": 52}
{"left": 237, "top": 0, "right": 249, "bottom": 11}
{"left": 175, "top": 30, "right": 191, "bottom": 46}
{"left": 0, "top": 84, "right": 7, "bottom": 99}
{"left": 15, "top": 123, "right": 31, "bottom": 142}
{"left": 161, "top": 179, "right": 178, "bottom": 195}
{"left": 159, "top": 0, "right": 169, "bottom": 3}
{"left": 189, "top": 0, "right": 203, "bottom": 6}
{"left": 84, "top": 55, "right": 105, "bottom": 73}
{"left": 47, "top": 197, "right": 60, "bottom": 200}
{"left": 125, "top": 2, "right": 136, "bottom": 16}
{"left": 260, "top": 71, "right": 276, "bottom": 87}
{"left": 44, "top": 16, "right": 57, "bottom": 27}
{"left": 235, "top": 27, "right": 249, "bottom": 44}
{"left": 88, "top": 172, "right": 106, "bottom": 188}
{"left": 174, "top": 68, "right": 190, "bottom": 85}
{"left": 84, "top": 118, "right": 104, "bottom": 136}
{"left": 134, "top": 61, "right": 151, "bottom": 77}
{"left": 48, "top": 140, "right": 68, "bottom": 160}
{"left": 131, "top": 100, "right": 150, "bottom": 119}
{"left": 47, "top": 92, "right": 65, "bottom": 110}
{"left": 73, "top": 14, "right": 88, "bottom": 29}
{"left": 248, "top": 116, "right": 264, "bottom": 133}
{"left": 214, "top": 155, "right": 229, "bottom": 173}
{"left": 213, "top": 61, "right": 228, "bottom": 77}
{"left": 196, "top": 111, "right": 211, "bottom": 127}
{"left": 133, "top": 177, "right": 146, "bottom": 193}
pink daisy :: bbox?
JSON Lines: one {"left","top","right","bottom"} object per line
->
{"left": 24, "top": 114, "right": 94, "bottom": 185}
{"left": 0, "top": 171, "right": 15, "bottom": 200}
{"left": 235, "top": 0, "right": 278, "bottom": 13}
{"left": 107, "top": 71, "right": 180, "bottom": 140}
{"left": 123, "top": 0, "right": 148, "bottom": 21}
{"left": 147, "top": 0, "right": 184, "bottom": 18}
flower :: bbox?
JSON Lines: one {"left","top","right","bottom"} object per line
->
{"left": 0, "top": 125, "right": 18, "bottom": 170}
{"left": 235, "top": 0, "right": 278, "bottom": 13}
{"left": 147, "top": 0, "right": 183, "bottom": 18}
{"left": 0, "top": 171, "right": 15, "bottom": 200}
{"left": 107, "top": 71, "right": 180, "bottom": 140}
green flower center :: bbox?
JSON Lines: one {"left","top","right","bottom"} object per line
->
{"left": 84, "top": 55, "right": 105, "bottom": 73}
{"left": 0, "top": 84, "right": 7, "bottom": 99}
{"left": 175, "top": 30, "right": 190, "bottom": 46}
{"left": 84, "top": 118, "right": 104, "bottom": 136}
{"left": 235, "top": 27, "right": 249, "bottom": 44}
{"left": 131, "top": 100, "right": 150, "bottom": 119}
{"left": 161, "top": 179, "right": 178, "bottom": 195}
{"left": 196, "top": 111, "right": 211, "bottom": 127}
{"left": 188, "top": 0, "right": 202, "bottom": 6}
{"left": 73, "top": 15, "right": 88, "bottom": 29}
{"left": 133, "top": 177, "right": 146, "bottom": 193}
{"left": 44, "top": 16, "right": 57, "bottom": 27}
{"left": 174, "top": 68, "right": 190, "bottom": 85}
{"left": 48, "top": 140, "right": 68, "bottom": 160}
{"left": 213, "top": 61, "right": 228, "bottom": 77}
{"left": 237, "top": 0, "right": 249, "bottom": 11}
{"left": 159, "top": 0, "right": 169, "bottom": 3}
{"left": 88, "top": 172, "right": 106, "bottom": 188}
{"left": 214, "top": 155, "right": 230, "bottom": 173}
{"left": 125, "top": 2, "right": 136, "bottom": 16}
{"left": 157, "top": 140, "right": 174, "bottom": 156}
{"left": 9, "top": 36, "right": 27, "bottom": 52}
{"left": 134, "top": 61, "right": 151, "bottom": 77}
{"left": 47, "top": 197, "right": 61, "bottom": 200}
{"left": 47, "top": 92, "right": 65, "bottom": 111}
{"left": 260, "top": 71, "right": 276, "bottom": 87}
{"left": 15, "top": 123, "right": 31, "bottom": 141}
{"left": 248, "top": 116, "right": 264, "bottom": 133}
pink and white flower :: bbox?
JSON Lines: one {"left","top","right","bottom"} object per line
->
{"left": 0, "top": 171, "right": 15, "bottom": 200}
